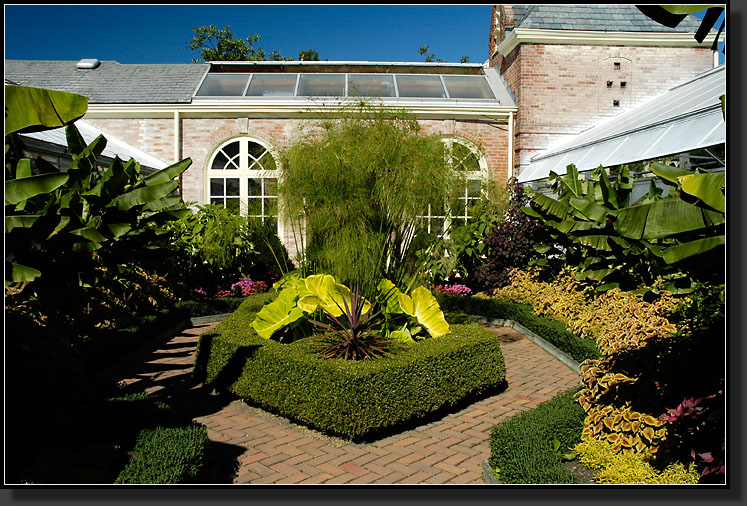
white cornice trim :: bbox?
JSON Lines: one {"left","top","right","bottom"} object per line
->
{"left": 496, "top": 28, "right": 727, "bottom": 57}
{"left": 84, "top": 100, "right": 517, "bottom": 121}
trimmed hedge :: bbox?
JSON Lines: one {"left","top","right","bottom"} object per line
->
{"left": 436, "top": 294, "right": 600, "bottom": 363}
{"left": 194, "top": 294, "right": 507, "bottom": 441}
{"left": 488, "top": 387, "right": 586, "bottom": 484}
{"left": 175, "top": 296, "right": 248, "bottom": 318}
{"left": 115, "top": 424, "right": 209, "bottom": 484}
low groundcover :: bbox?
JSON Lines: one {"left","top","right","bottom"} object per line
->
{"left": 194, "top": 294, "right": 507, "bottom": 441}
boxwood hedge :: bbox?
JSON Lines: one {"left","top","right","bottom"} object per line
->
{"left": 194, "top": 294, "right": 507, "bottom": 441}
{"left": 436, "top": 294, "right": 600, "bottom": 363}
{"left": 488, "top": 386, "right": 586, "bottom": 484}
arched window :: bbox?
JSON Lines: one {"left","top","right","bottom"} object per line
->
{"left": 420, "top": 138, "right": 488, "bottom": 234}
{"left": 206, "top": 137, "right": 280, "bottom": 227}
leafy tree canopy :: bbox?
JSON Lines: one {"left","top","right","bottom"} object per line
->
{"left": 187, "top": 25, "right": 320, "bottom": 63}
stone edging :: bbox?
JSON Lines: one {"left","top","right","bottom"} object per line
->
{"left": 467, "top": 314, "right": 582, "bottom": 375}
{"left": 470, "top": 314, "right": 582, "bottom": 484}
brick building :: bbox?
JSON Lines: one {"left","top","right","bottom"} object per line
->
{"left": 488, "top": 4, "right": 721, "bottom": 178}
{"left": 4, "top": 5, "right": 723, "bottom": 259}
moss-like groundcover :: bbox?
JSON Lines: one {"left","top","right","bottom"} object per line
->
{"left": 194, "top": 294, "right": 507, "bottom": 441}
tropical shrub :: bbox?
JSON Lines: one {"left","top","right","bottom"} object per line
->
{"left": 163, "top": 205, "right": 282, "bottom": 296}
{"left": 471, "top": 178, "right": 548, "bottom": 292}
{"left": 523, "top": 163, "right": 725, "bottom": 294}
{"left": 278, "top": 101, "right": 464, "bottom": 297}
{"left": 194, "top": 294, "right": 506, "bottom": 441}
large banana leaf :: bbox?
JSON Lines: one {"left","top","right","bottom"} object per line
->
{"left": 108, "top": 181, "right": 179, "bottom": 211}
{"left": 5, "top": 172, "right": 69, "bottom": 206}
{"left": 4, "top": 85, "right": 88, "bottom": 136}
{"left": 143, "top": 158, "right": 192, "bottom": 186}
{"left": 397, "top": 286, "right": 450, "bottom": 338}
{"left": 649, "top": 161, "right": 692, "bottom": 185}
{"left": 613, "top": 198, "right": 721, "bottom": 240}
{"left": 251, "top": 287, "right": 306, "bottom": 339}
{"left": 679, "top": 173, "right": 725, "bottom": 213}
{"left": 662, "top": 235, "right": 725, "bottom": 264}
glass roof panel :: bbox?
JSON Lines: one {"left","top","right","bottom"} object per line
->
{"left": 443, "top": 75, "right": 495, "bottom": 99}
{"left": 395, "top": 74, "right": 446, "bottom": 98}
{"left": 297, "top": 74, "right": 345, "bottom": 97}
{"left": 195, "top": 74, "right": 249, "bottom": 96}
{"left": 245, "top": 74, "right": 298, "bottom": 96}
{"left": 347, "top": 74, "right": 396, "bottom": 98}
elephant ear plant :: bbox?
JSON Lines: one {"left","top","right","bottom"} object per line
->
{"left": 250, "top": 273, "right": 450, "bottom": 360}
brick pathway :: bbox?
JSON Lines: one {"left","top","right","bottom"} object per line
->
{"left": 117, "top": 321, "right": 581, "bottom": 484}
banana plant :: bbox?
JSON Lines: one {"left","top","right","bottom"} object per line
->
{"left": 524, "top": 162, "right": 724, "bottom": 292}
{"left": 5, "top": 85, "right": 192, "bottom": 291}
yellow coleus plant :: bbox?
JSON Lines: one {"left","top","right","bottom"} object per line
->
{"left": 574, "top": 438, "right": 699, "bottom": 484}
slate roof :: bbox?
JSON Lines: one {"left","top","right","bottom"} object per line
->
{"left": 509, "top": 4, "right": 705, "bottom": 32}
{"left": 4, "top": 60, "right": 209, "bottom": 104}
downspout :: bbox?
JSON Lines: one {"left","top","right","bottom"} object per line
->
{"left": 174, "top": 109, "right": 182, "bottom": 197}
{"left": 508, "top": 111, "right": 514, "bottom": 181}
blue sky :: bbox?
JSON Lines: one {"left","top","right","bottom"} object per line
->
{"left": 4, "top": 5, "right": 495, "bottom": 64}
{"left": 4, "top": 4, "right": 725, "bottom": 65}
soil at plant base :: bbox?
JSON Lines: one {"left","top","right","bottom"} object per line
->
{"left": 562, "top": 460, "right": 598, "bottom": 484}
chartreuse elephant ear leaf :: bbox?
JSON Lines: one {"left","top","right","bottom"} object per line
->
{"left": 251, "top": 287, "right": 305, "bottom": 339}
{"left": 297, "top": 274, "right": 371, "bottom": 317}
{"left": 397, "top": 286, "right": 450, "bottom": 337}
{"left": 378, "top": 278, "right": 403, "bottom": 314}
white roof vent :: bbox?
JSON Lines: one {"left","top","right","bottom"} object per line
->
{"left": 77, "top": 58, "right": 101, "bottom": 70}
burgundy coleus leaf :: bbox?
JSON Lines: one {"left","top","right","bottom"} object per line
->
{"left": 697, "top": 452, "right": 714, "bottom": 463}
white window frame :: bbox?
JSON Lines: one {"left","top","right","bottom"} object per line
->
{"left": 420, "top": 137, "right": 488, "bottom": 235}
{"left": 205, "top": 136, "right": 283, "bottom": 233}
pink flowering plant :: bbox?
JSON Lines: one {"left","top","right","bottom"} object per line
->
{"left": 435, "top": 283, "right": 473, "bottom": 297}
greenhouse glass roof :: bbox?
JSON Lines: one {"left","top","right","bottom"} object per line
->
{"left": 193, "top": 61, "right": 508, "bottom": 103}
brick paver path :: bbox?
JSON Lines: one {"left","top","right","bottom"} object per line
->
{"left": 118, "top": 321, "right": 581, "bottom": 484}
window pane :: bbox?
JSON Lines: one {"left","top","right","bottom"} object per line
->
{"left": 266, "top": 198, "right": 278, "bottom": 216}
{"left": 245, "top": 74, "right": 297, "bottom": 96}
{"left": 210, "top": 197, "right": 223, "bottom": 206}
{"left": 348, "top": 74, "right": 396, "bottom": 97}
{"left": 248, "top": 142, "right": 266, "bottom": 161}
{"left": 442, "top": 75, "right": 495, "bottom": 99}
{"left": 246, "top": 198, "right": 262, "bottom": 216}
{"left": 225, "top": 198, "right": 240, "bottom": 214}
{"left": 225, "top": 178, "right": 240, "bottom": 196}
{"left": 211, "top": 151, "right": 229, "bottom": 170}
{"left": 265, "top": 178, "right": 278, "bottom": 195}
{"left": 248, "top": 178, "right": 262, "bottom": 196}
{"left": 210, "top": 178, "right": 224, "bottom": 196}
{"left": 265, "top": 217, "right": 278, "bottom": 228}
{"left": 467, "top": 180, "right": 482, "bottom": 197}
{"left": 297, "top": 74, "right": 345, "bottom": 96}
{"left": 196, "top": 74, "right": 249, "bottom": 96}
{"left": 395, "top": 75, "right": 446, "bottom": 98}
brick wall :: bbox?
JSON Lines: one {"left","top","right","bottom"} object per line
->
{"left": 82, "top": 114, "right": 510, "bottom": 260}
{"left": 497, "top": 43, "right": 713, "bottom": 174}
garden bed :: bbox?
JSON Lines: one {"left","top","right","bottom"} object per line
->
{"left": 193, "top": 294, "right": 507, "bottom": 442}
